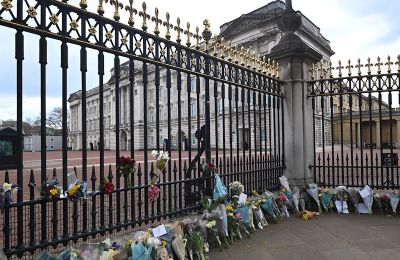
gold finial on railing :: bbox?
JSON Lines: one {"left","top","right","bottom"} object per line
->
{"left": 212, "top": 36, "right": 218, "bottom": 56}
{"left": 385, "top": 55, "right": 393, "bottom": 73}
{"left": 310, "top": 63, "right": 316, "bottom": 80}
{"left": 240, "top": 46, "right": 245, "bottom": 66}
{"left": 233, "top": 46, "right": 239, "bottom": 64}
{"left": 184, "top": 22, "right": 192, "bottom": 47}
{"left": 163, "top": 12, "right": 173, "bottom": 40}
{"left": 194, "top": 26, "right": 201, "bottom": 50}
{"left": 261, "top": 57, "right": 266, "bottom": 74}
{"left": 267, "top": 58, "right": 272, "bottom": 76}
{"left": 125, "top": 0, "right": 137, "bottom": 26}
{"left": 318, "top": 62, "right": 325, "bottom": 79}
{"left": 174, "top": 17, "right": 183, "bottom": 44}
{"left": 355, "top": 58, "right": 363, "bottom": 76}
{"left": 80, "top": 0, "right": 87, "bottom": 10}
{"left": 345, "top": 59, "right": 353, "bottom": 76}
{"left": 375, "top": 56, "right": 383, "bottom": 74}
{"left": 257, "top": 54, "right": 262, "bottom": 72}
{"left": 227, "top": 41, "right": 232, "bottom": 61}
{"left": 365, "top": 57, "right": 372, "bottom": 75}
{"left": 328, "top": 62, "right": 334, "bottom": 78}
{"left": 336, "top": 60, "right": 344, "bottom": 77}
{"left": 202, "top": 19, "right": 212, "bottom": 53}
{"left": 220, "top": 37, "right": 226, "bottom": 59}
{"left": 106, "top": 0, "right": 123, "bottom": 21}
{"left": 97, "top": 0, "right": 105, "bottom": 15}
{"left": 271, "top": 60, "right": 277, "bottom": 77}
{"left": 151, "top": 7, "right": 162, "bottom": 35}
{"left": 138, "top": 2, "right": 150, "bottom": 31}
{"left": 396, "top": 55, "right": 400, "bottom": 73}
{"left": 246, "top": 48, "right": 251, "bottom": 68}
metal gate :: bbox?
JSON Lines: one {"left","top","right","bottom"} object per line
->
{"left": 308, "top": 59, "right": 400, "bottom": 188}
{"left": 0, "top": 0, "right": 284, "bottom": 257}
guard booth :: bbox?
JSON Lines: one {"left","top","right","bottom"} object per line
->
{"left": 0, "top": 126, "right": 18, "bottom": 170}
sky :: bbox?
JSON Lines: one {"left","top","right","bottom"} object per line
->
{"left": 0, "top": 0, "right": 399, "bottom": 121}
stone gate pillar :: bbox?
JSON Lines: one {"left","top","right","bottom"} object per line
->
{"left": 269, "top": 0, "right": 322, "bottom": 186}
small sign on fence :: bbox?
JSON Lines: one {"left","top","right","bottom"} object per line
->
{"left": 382, "top": 153, "right": 399, "bottom": 166}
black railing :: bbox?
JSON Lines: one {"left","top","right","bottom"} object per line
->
{"left": 0, "top": 0, "right": 284, "bottom": 257}
{"left": 308, "top": 65, "right": 400, "bottom": 189}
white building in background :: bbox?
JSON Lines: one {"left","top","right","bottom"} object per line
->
{"left": 24, "top": 136, "right": 62, "bottom": 152}
{"left": 68, "top": 0, "right": 334, "bottom": 151}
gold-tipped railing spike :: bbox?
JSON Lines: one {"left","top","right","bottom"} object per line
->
{"left": 257, "top": 54, "right": 262, "bottom": 72}
{"left": 310, "top": 63, "right": 316, "bottom": 80}
{"left": 138, "top": 2, "right": 150, "bottom": 31}
{"left": 375, "top": 56, "right": 383, "bottom": 74}
{"left": 240, "top": 46, "right": 245, "bottom": 66}
{"left": 227, "top": 41, "right": 232, "bottom": 61}
{"left": 106, "top": 0, "right": 123, "bottom": 21}
{"left": 174, "top": 18, "right": 183, "bottom": 44}
{"left": 80, "top": 0, "right": 87, "bottom": 10}
{"left": 345, "top": 59, "right": 353, "bottom": 77}
{"left": 125, "top": 0, "right": 137, "bottom": 26}
{"left": 220, "top": 37, "right": 226, "bottom": 59}
{"left": 202, "top": 19, "right": 212, "bottom": 53}
{"left": 385, "top": 55, "right": 393, "bottom": 74}
{"left": 261, "top": 57, "right": 267, "bottom": 74}
{"left": 212, "top": 36, "right": 218, "bottom": 56}
{"left": 163, "top": 12, "right": 173, "bottom": 40}
{"left": 365, "top": 57, "right": 372, "bottom": 75}
{"left": 328, "top": 62, "right": 334, "bottom": 78}
{"left": 396, "top": 55, "right": 400, "bottom": 73}
{"left": 246, "top": 48, "right": 251, "bottom": 68}
{"left": 194, "top": 26, "right": 201, "bottom": 50}
{"left": 355, "top": 58, "right": 363, "bottom": 76}
{"left": 233, "top": 46, "right": 239, "bottom": 64}
{"left": 252, "top": 52, "right": 257, "bottom": 70}
{"left": 318, "top": 62, "right": 324, "bottom": 79}
{"left": 184, "top": 22, "right": 192, "bottom": 47}
{"left": 271, "top": 60, "right": 277, "bottom": 77}
{"left": 97, "top": 0, "right": 105, "bottom": 15}
{"left": 151, "top": 7, "right": 162, "bottom": 35}
{"left": 267, "top": 58, "right": 272, "bottom": 76}
{"left": 336, "top": 60, "right": 344, "bottom": 77}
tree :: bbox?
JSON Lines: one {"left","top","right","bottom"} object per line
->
{"left": 47, "top": 107, "right": 63, "bottom": 129}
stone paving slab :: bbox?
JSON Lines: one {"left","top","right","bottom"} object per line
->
{"left": 209, "top": 214, "right": 400, "bottom": 260}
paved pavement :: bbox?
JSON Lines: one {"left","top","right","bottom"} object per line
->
{"left": 209, "top": 214, "right": 400, "bottom": 260}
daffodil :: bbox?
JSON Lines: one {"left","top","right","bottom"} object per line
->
{"left": 3, "top": 183, "right": 12, "bottom": 192}
{"left": 49, "top": 188, "right": 58, "bottom": 197}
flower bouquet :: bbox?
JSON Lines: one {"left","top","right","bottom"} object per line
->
{"left": 39, "top": 177, "right": 61, "bottom": 200}
{"left": 66, "top": 181, "right": 87, "bottom": 201}
{"left": 229, "top": 181, "right": 244, "bottom": 197}
{"left": 380, "top": 192, "right": 390, "bottom": 214}
{"left": 359, "top": 185, "right": 373, "bottom": 214}
{"left": 250, "top": 199, "right": 268, "bottom": 229}
{"left": 260, "top": 195, "right": 281, "bottom": 223}
{"left": 292, "top": 187, "right": 300, "bottom": 212}
{"left": 152, "top": 150, "right": 170, "bottom": 173}
{"left": 319, "top": 188, "right": 333, "bottom": 213}
{"left": 298, "top": 210, "right": 319, "bottom": 221}
{"left": 279, "top": 175, "right": 291, "bottom": 192}
{"left": 148, "top": 185, "right": 160, "bottom": 203}
{"left": 99, "top": 178, "right": 114, "bottom": 195}
{"left": 347, "top": 187, "right": 361, "bottom": 214}
{"left": 117, "top": 156, "right": 136, "bottom": 187}
{"left": 373, "top": 192, "right": 383, "bottom": 214}
{"left": 275, "top": 192, "right": 289, "bottom": 218}
{"left": 388, "top": 191, "right": 400, "bottom": 215}
{"left": 213, "top": 174, "right": 228, "bottom": 202}
{"left": 205, "top": 220, "right": 224, "bottom": 251}
{"left": 201, "top": 162, "right": 216, "bottom": 176}
{"left": 0, "top": 182, "right": 19, "bottom": 213}
{"left": 186, "top": 231, "right": 206, "bottom": 260}
{"left": 306, "top": 184, "right": 322, "bottom": 213}
{"left": 235, "top": 204, "right": 255, "bottom": 233}
{"left": 226, "top": 206, "right": 243, "bottom": 242}
{"left": 333, "top": 186, "right": 349, "bottom": 214}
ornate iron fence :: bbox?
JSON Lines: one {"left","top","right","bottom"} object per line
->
{"left": 0, "top": 0, "right": 284, "bottom": 257}
{"left": 308, "top": 58, "right": 400, "bottom": 189}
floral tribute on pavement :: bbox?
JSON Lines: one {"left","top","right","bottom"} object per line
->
{"left": 37, "top": 169, "right": 400, "bottom": 259}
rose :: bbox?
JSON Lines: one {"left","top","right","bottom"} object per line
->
{"left": 148, "top": 185, "right": 160, "bottom": 203}
{"left": 104, "top": 182, "right": 114, "bottom": 194}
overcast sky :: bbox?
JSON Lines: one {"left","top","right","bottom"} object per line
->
{"left": 0, "top": 0, "right": 399, "bottom": 120}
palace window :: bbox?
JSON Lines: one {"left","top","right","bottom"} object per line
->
{"left": 191, "top": 103, "right": 197, "bottom": 117}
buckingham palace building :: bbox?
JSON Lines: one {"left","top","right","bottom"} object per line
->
{"left": 68, "top": 0, "right": 334, "bottom": 151}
